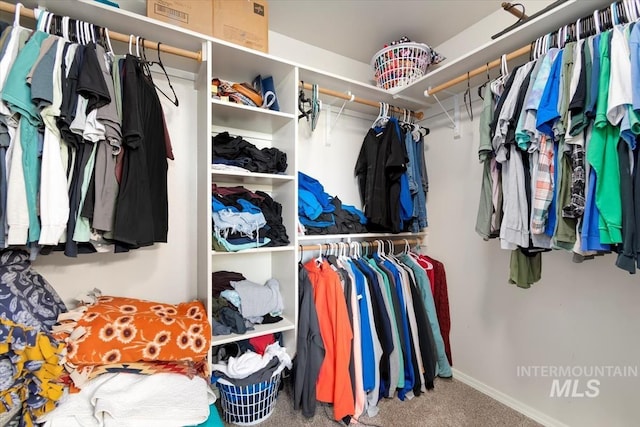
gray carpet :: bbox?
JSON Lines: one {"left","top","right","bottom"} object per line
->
{"left": 219, "top": 377, "right": 543, "bottom": 427}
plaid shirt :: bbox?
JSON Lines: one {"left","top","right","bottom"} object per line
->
{"left": 531, "top": 135, "right": 555, "bottom": 234}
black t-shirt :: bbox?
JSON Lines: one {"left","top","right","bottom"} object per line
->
{"left": 77, "top": 43, "right": 111, "bottom": 113}
{"left": 355, "top": 120, "right": 407, "bottom": 232}
{"left": 112, "top": 55, "right": 157, "bottom": 247}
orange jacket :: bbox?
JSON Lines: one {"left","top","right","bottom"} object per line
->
{"left": 304, "top": 259, "right": 354, "bottom": 421}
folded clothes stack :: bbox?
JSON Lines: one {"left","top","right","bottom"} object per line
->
{"left": 211, "top": 75, "right": 280, "bottom": 111}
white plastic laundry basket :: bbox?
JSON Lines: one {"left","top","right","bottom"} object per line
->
{"left": 216, "top": 372, "right": 281, "bottom": 426}
{"left": 371, "top": 42, "right": 432, "bottom": 90}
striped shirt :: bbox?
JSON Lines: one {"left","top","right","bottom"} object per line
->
{"left": 531, "top": 135, "right": 555, "bottom": 234}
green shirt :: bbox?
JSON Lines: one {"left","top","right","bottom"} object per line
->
{"left": 586, "top": 30, "right": 623, "bottom": 244}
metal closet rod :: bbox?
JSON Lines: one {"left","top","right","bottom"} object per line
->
{"left": 300, "top": 81, "right": 424, "bottom": 121}
{"left": 299, "top": 237, "right": 422, "bottom": 253}
{"left": 0, "top": 1, "right": 202, "bottom": 61}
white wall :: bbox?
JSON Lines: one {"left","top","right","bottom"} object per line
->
{"left": 34, "top": 72, "right": 199, "bottom": 306}
{"left": 423, "top": 97, "right": 640, "bottom": 427}
{"left": 297, "top": 108, "right": 374, "bottom": 207}
{"left": 268, "top": 31, "right": 373, "bottom": 84}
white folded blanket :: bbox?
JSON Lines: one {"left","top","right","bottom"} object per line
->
{"left": 38, "top": 373, "right": 214, "bottom": 427}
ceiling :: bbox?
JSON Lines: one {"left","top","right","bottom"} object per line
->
{"left": 268, "top": 0, "right": 504, "bottom": 64}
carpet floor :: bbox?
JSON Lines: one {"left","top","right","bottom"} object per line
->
{"left": 218, "top": 377, "right": 543, "bottom": 427}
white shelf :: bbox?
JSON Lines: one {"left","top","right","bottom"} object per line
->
{"left": 394, "top": 0, "right": 611, "bottom": 104}
{"left": 212, "top": 169, "right": 295, "bottom": 185}
{"left": 211, "top": 99, "right": 295, "bottom": 133}
{"left": 212, "top": 246, "right": 295, "bottom": 256}
{"left": 20, "top": 0, "right": 206, "bottom": 74}
{"left": 297, "top": 231, "right": 427, "bottom": 241}
{"left": 210, "top": 317, "right": 296, "bottom": 347}
{"left": 298, "top": 66, "right": 425, "bottom": 116}
{"left": 210, "top": 42, "right": 295, "bottom": 93}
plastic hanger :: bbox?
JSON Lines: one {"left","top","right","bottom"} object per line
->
{"left": 372, "top": 102, "right": 383, "bottom": 128}
{"left": 298, "top": 82, "right": 312, "bottom": 121}
{"left": 464, "top": 71, "right": 473, "bottom": 121}
{"left": 624, "top": 0, "right": 635, "bottom": 21}
{"left": 62, "top": 16, "right": 69, "bottom": 41}
{"left": 128, "top": 34, "right": 134, "bottom": 55}
{"left": 594, "top": 9, "right": 602, "bottom": 34}
{"left": 103, "top": 27, "right": 115, "bottom": 58}
{"left": 35, "top": 9, "right": 46, "bottom": 32}
{"left": 139, "top": 41, "right": 180, "bottom": 107}
{"left": 13, "top": 3, "right": 23, "bottom": 28}
{"left": 310, "top": 84, "right": 320, "bottom": 131}
{"left": 78, "top": 21, "right": 84, "bottom": 44}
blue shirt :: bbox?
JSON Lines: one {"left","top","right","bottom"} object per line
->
{"left": 536, "top": 50, "right": 564, "bottom": 136}
{"left": 630, "top": 23, "right": 640, "bottom": 111}
{"left": 581, "top": 169, "right": 611, "bottom": 251}
{"left": 587, "top": 34, "right": 601, "bottom": 118}
{"left": 347, "top": 259, "right": 375, "bottom": 392}
{"left": 376, "top": 255, "right": 414, "bottom": 400}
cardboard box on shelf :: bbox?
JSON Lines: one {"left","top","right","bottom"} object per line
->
{"left": 212, "top": 0, "right": 268, "bottom": 53}
{"left": 146, "top": 0, "right": 214, "bottom": 36}
{"left": 146, "top": 0, "right": 269, "bottom": 53}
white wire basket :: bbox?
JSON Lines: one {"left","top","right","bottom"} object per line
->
{"left": 371, "top": 42, "right": 433, "bottom": 90}
{"left": 216, "top": 372, "right": 281, "bottom": 426}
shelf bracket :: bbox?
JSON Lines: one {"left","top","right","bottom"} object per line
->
{"left": 432, "top": 93, "right": 461, "bottom": 138}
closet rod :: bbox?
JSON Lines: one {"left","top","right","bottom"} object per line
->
{"left": 300, "top": 237, "right": 422, "bottom": 252}
{"left": 426, "top": 0, "right": 627, "bottom": 97}
{"left": 502, "top": 2, "right": 529, "bottom": 20}
{"left": 300, "top": 82, "right": 424, "bottom": 120}
{"left": 0, "top": 1, "right": 202, "bottom": 61}
{"left": 424, "top": 44, "right": 531, "bottom": 97}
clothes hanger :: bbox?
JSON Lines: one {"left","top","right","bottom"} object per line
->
{"left": 624, "top": 0, "right": 635, "bottom": 21}
{"left": 63, "top": 16, "right": 71, "bottom": 41}
{"left": 90, "top": 23, "right": 97, "bottom": 44}
{"left": 310, "top": 84, "right": 320, "bottom": 131}
{"left": 315, "top": 244, "right": 323, "bottom": 266}
{"left": 36, "top": 9, "right": 48, "bottom": 32}
{"left": 631, "top": 0, "right": 639, "bottom": 21}
{"left": 372, "top": 102, "right": 383, "bottom": 128}
{"left": 403, "top": 239, "right": 410, "bottom": 255}
{"left": 144, "top": 41, "right": 180, "bottom": 107}
{"left": 128, "top": 34, "right": 134, "bottom": 55}
{"left": 78, "top": 20, "right": 85, "bottom": 44}
{"left": 13, "top": 3, "right": 23, "bottom": 28}
{"left": 297, "top": 82, "right": 312, "bottom": 121}
{"left": 464, "top": 71, "right": 473, "bottom": 121}
{"left": 103, "top": 27, "right": 115, "bottom": 59}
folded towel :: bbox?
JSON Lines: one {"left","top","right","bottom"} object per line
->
{"left": 38, "top": 373, "right": 214, "bottom": 427}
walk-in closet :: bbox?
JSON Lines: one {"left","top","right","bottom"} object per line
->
{"left": 0, "top": 1, "right": 637, "bottom": 427}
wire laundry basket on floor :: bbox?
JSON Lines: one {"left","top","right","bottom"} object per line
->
{"left": 217, "top": 372, "right": 281, "bottom": 426}
{"left": 371, "top": 42, "right": 433, "bottom": 90}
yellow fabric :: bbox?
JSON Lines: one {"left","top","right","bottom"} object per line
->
{"left": 0, "top": 318, "right": 65, "bottom": 427}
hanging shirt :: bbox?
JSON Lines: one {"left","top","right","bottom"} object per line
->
{"left": 588, "top": 30, "right": 623, "bottom": 244}
{"left": 303, "top": 259, "right": 354, "bottom": 422}
{"left": 355, "top": 117, "right": 407, "bottom": 233}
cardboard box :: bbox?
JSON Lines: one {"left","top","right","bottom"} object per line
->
{"left": 146, "top": 0, "right": 214, "bottom": 37}
{"left": 147, "top": 0, "right": 269, "bottom": 53}
{"left": 212, "top": 0, "right": 268, "bottom": 53}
